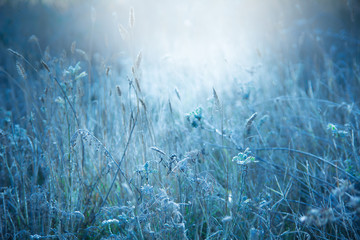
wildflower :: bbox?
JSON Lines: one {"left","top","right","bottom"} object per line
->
{"left": 232, "top": 148, "right": 258, "bottom": 165}
{"left": 186, "top": 107, "right": 203, "bottom": 128}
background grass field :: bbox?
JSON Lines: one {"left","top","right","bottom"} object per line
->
{"left": 0, "top": 0, "right": 360, "bottom": 239}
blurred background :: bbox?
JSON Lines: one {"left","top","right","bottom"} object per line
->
{"left": 1, "top": 0, "right": 359, "bottom": 108}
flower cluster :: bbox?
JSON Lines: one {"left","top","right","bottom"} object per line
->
{"left": 232, "top": 148, "right": 258, "bottom": 165}
{"left": 186, "top": 107, "right": 203, "bottom": 128}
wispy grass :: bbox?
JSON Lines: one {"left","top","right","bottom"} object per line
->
{"left": 0, "top": 1, "right": 360, "bottom": 240}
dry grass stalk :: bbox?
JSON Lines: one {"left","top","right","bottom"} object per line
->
{"left": 150, "top": 146, "right": 166, "bottom": 156}
{"left": 136, "top": 51, "right": 142, "bottom": 69}
{"left": 116, "top": 85, "right": 122, "bottom": 97}
{"left": 8, "top": 48, "right": 22, "bottom": 58}
{"left": 245, "top": 112, "right": 257, "bottom": 136}
{"left": 129, "top": 7, "right": 135, "bottom": 28}
{"left": 16, "top": 61, "right": 27, "bottom": 80}
{"left": 75, "top": 49, "right": 89, "bottom": 61}
{"left": 175, "top": 88, "right": 181, "bottom": 101}
{"left": 168, "top": 99, "right": 173, "bottom": 114}
{"left": 41, "top": 60, "right": 50, "bottom": 73}
{"left": 213, "top": 87, "right": 221, "bottom": 110}
{"left": 118, "top": 24, "right": 128, "bottom": 40}
{"left": 139, "top": 98, "right": 146, "bottom": 111}
{"left": 135, "top": 77, "right": 141, "bottom": 93}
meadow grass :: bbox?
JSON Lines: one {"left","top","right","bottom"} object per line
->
{"left": 0, "top": 2, "right": 360, "bottom": 240}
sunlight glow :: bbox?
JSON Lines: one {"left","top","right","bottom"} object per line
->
{"left": 84, "top": 0, "right": 293, "bottom": 106}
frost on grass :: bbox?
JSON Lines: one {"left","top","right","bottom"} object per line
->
{"left": 1, "top": 1, "right": 360, "bottom": 239}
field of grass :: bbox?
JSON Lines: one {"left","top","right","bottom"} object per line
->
{"left": 0, "top": 1, "right": 360, "bottom": 239}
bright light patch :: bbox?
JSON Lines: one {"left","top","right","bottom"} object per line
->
{"left": 80, "top": 0, "right": 294, "bottom": 107}
{"left": 228, "top": 191, "right": 233, "bottom": 203}
{"left": 52, "top": 0, "right": 352, "bottom": 108}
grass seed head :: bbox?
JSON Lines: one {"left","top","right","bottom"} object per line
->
{"left": 116, "top": 85, "right": 122, "bottom": 96}
{"left": 212, "top": 87, "right": 221, "bottom": 110}
{"left": 16, "top": 61, "right": 27, "bottom": 80}
{"left": 129, "top": 7, "right": 135, "bottom": 28}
